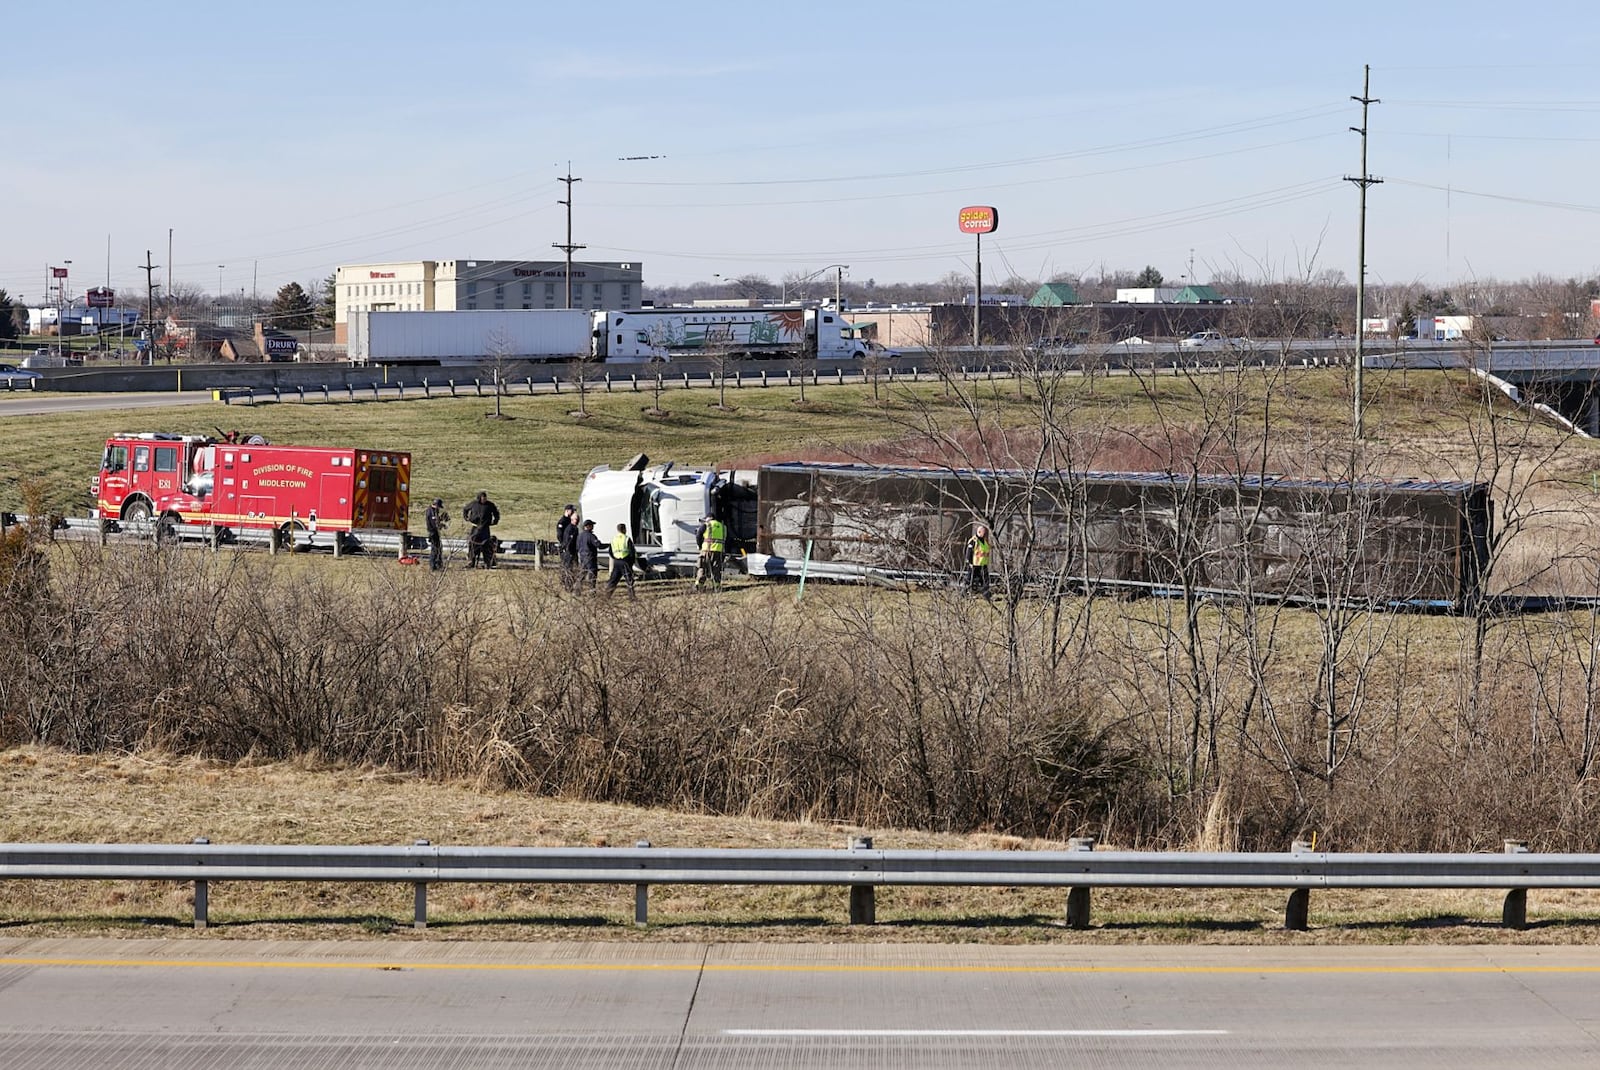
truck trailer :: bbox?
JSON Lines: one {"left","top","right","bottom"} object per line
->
{"left": 93, "top": 432, "right": 411, "bottom": 548}
{"left": 348, "top": 309, "right": 593, "bottom": 365}
{"left": 592, "top": 306, "right": 875, "bottom": 362}
{"left": 577, "top": 456, "right": 1492, "bottom": 608}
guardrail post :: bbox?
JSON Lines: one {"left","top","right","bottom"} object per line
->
{"left": 372, "top": 382, "right": 380, "bottom": 401}
{"left": 836, "top": 367, "right": 844, "bottom": 384}
{"left": 397, "top": 382, "right": 405, "bottom": 400}
{"left": 273, "top": 385, "right": 282, "bottom": 403}
{"left": 449, "top": 380, "right": 457, "bottom": 398}
{"left": 413, "top": 840, "right": 430, "bottom": 929}
{"left": 525, "top": 376, "right": 534, "bottom": 395}
{"left": 848, "top": 835, "right": 875, "bottom": 925}
{"left": 1502, "top": 840, "right": 1530, "bottom": 929}
{"left": 267, "top": 525, "right": 281, "bottom": 555}
{"left": 552, "top": 376, "right": 560, "bottom": 394}
{"left": 346, "top": 382, "right": 354, "bottom": 401}
{"left": 631, "top": 374, "right": 639, "bottom": 393}
{"left": 192, "top": 837, "right": 210, "bottom": 929}
{"left": 735, "top": 370, "right": 742, "bottom": 389}
{"left": 322, "top": 385, "right": 330, "bottom": 402}
{"left": 761, "top": 370, "right": 769, "bottom": 388}
{"left": 474, "top": 378, "right": 482, "bottom": 397}
{"left": 1284, "top": 888, "right": 1310, "bottom": 931}
{"left": 422, "top": 378, "right": 430, "bottom": 399}
{"left": 605, "top": 373, "right": 612, "bottom": 393}
{"left": 682, "top": 372, "right": 690, "bottom": 389}
{"left": 634, "top": 840, "right": 652, "bottom": 927}
{"left": 1066, "top": 836, "right": 1095, "bottom": 929}
{"left": 297, "top": 385, "right": 305, "bottom": 403}
{"left": 1284, "top": 839, "right": 1314, "bottom": 931}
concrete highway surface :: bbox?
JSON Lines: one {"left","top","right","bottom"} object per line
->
{"left": 0, "top": 939, "right": 1596, "bottom": 1067}
{"left": 0, "top": 391, "right": 214, "bottom": 416}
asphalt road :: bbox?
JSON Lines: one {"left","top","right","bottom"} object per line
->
{"left": 0, "top": 939, "right": 1596, "bottom": 1068}
{"left": 0, "top": 390, "right": 214, "bottom": 416}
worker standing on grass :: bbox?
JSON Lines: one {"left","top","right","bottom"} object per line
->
{"left": 966, "top": 523, "right": 993, "bottom": 600}
{"left": 463, "top": 490, "right": 500, "bottom": 569}
{"left": 556, "top": 504, "right": 579, "bottom": 590}
{"left": 694, "top": 513, "right": 728, "bottom": 591}
{"left": 606, "top": 523, "right": 637, "bottom": 599}
{"left": 576, "top": 519, "right": 602, "bottom": 593}
{"left": 425, "top": 497, "right": 448, "bottom": 572}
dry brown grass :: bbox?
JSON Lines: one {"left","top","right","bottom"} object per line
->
{"left": 4, "top": 746, "right": 1599, "bottom": 944}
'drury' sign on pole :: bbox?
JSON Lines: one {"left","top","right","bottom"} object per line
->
{"left": 958, "top": 206, "right": 998, "bottom": 234}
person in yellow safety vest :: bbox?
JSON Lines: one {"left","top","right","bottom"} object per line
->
{"left": 605, "top": 523, "right": 637, "bottom": 599}
{"left": 695, "top": 513, "right": 729, "bottom": 590}
{"left": 965, "top": 523, "right": 993, "bottom": 599}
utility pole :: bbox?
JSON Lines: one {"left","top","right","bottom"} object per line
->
{"left": 139, "top": 251, "right": 160, "bottom": 363}
{"left": 167, "top": 228, "right": 173, "bottom": 296}
{"left": 553, "top": 164, "right": 585, "bottom": 309}
{"left": 1345, "top": 64, "right": 1382, "bottom": 440}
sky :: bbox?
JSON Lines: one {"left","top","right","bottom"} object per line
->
{"left": 6, "top": 0, "right": 1600, "bottom": 305}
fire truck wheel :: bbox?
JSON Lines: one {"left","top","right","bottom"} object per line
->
{"left": 155, "top": 515, "right": 179, "bottom": 544}
{"left": 279, "top": 520, "right": 309, "bottom": 551}
{"left": 122, "top": 499, "right": 152, "bottom": 526}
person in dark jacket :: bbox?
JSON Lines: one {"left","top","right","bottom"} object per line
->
{"left": 576, "top": 519, "right": 602, "bottom": 593}
{"left": 462, "top": 490, "right": 500, "bottom": 568}
{"left": 556, "top": 504, "right": 579, "bottom": 590}
{"left": 424, "top": 497, "right": 448, "bottom": 571}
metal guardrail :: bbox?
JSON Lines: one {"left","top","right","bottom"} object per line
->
{"left": 0, "top": 839, "right": 1582, "bottom": 931}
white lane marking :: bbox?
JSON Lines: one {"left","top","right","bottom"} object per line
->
{"left": 723, "top": 1029, "right": 1229, "bottom": 1037}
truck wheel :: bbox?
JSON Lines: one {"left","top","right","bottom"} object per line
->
{"left": 278, "top": 520, "right": 309, "bottom": 551}
{"left": 122, "top": 499, "right": 151, "bottom": 525}
{"left": 155, "top": 515, "right": 179, "bottom": 544}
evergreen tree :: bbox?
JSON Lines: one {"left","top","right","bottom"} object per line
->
{"left": 269, "top": 282, "right": 316, "bottom": 331}
{"left": 1133, "top": 266, "right": 1164, "bottom": 287}
{"left": 315, "top": 273, "right": 336, "bottom": 330}
{"left": 0, "top": 289, "right": 18, "bottom": 341}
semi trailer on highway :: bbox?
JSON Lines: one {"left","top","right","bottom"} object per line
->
{"left": 348, "top": 309, "right": 593, "bottom": 365}
{"left": 592, "top": 306, "right": 877, "bottom": 362}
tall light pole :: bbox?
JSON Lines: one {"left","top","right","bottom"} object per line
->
{"left": 217, "top": 265, "right": 225, "bottom": 303}
{"left": 783, "top": 264, "right": 848, "bottom": 304}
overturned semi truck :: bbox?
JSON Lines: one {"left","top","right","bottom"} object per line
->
{"left": 579, "top": 456, "right": 1492, "bottom": 610}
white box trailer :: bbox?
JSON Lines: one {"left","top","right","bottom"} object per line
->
{"left": 592, "top": 306, "right": 871, "bottom": 362}
{"left": 348, "top": 310, "right": 593, "bottom": 365}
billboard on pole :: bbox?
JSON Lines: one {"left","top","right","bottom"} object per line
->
{"left": 958, "top": 206, "right": 998, "bottom": 234}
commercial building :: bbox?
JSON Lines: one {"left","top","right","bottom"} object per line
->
{"left": 333, "top": 259, "right": 643, "bottom": 342}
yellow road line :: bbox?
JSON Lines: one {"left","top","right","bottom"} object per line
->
{"left": 2, "top": 957, "right": 1600, "bottom": 976}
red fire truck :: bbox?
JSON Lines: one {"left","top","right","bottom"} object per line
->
{"left": 92, "top": 432, "right": 411, "bottom": 546}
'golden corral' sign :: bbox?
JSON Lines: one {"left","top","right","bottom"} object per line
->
{"left": 958, "top": 205, "right": 998, "bottom": 234}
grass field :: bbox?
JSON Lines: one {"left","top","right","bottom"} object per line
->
{"left": 1, "top": 365, "right": 1586, "bottom": 530}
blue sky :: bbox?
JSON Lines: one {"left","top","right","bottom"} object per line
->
{"left": 6, "top": 0, "right": 1600, "bottom": 304}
